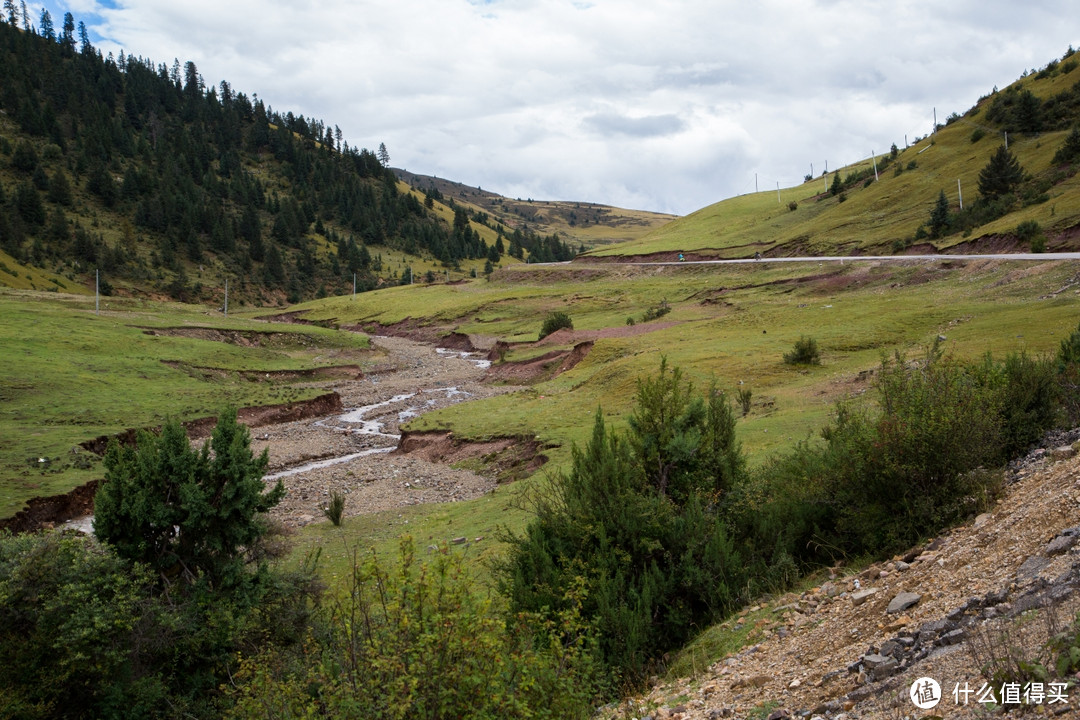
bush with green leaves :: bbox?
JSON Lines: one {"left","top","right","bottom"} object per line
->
{"left": 783, "top": 336, "right": 821, "bottom": 365}
{"left": 538, "top": 310, "right": 573, "bottom": 339}
{"left": 500, "top": 360, "right": 746, "bottom": 684}
{"left": 94, "top": 407, "right": 285, "bottom": 598}
{"left": 225, "top": 538, "right": 602, "bottom": 720}
{"left": 1056, "top": 321, "right": 1080, "bottom": 424}
{"left": 323, "top": 490, "right": 346, "bottom": 526}
{"left": 0, "top": 531, "right": 166, "bottom": 719}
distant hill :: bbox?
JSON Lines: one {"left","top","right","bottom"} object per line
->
{"left": 395, "top": 169, "right": 678, "bottom": 249}
{"left": 588, "top": 49, "right": 1080, "bottom": 260}
{"left": 0, "top": 14, "right": 576, "bottom": 305}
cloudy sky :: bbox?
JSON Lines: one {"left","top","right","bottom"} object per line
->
{"left": 28, "top": 1, "right": 1080, "bottom": 215}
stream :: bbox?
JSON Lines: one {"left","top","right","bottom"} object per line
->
{"left": 65, "top": 340, "right": 503, "bottom": 532}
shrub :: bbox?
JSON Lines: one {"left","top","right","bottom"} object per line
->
{"left": 971, "top": 128, "right": 986, "bottom": 143}
{"left": 500, "top": 360, "right": 746, "bottom": 684}
{"left": 225, "top": 539, "right": 603, "bottom": 720}
{"left": 994, "top": 351, "right": 1059, "bottom": 458}
{"left": 784, "top": 336, "right": 821, "bottom": 365}
{"left": 640, "top": 300, "right": 671, "bottom": 322}
{"left": 323, "top": 490, "right": 346, "bottom": 526}
{"left": 788, "top": 200, "right": 798, "bottom": 211}
{"left": 826, "top": 346, "right": 1005, "bottom": 554}
{"left": 737, "top": 386, "right": 753, "bottom": 416}
{"left": 1057, "top": 322, "right": 1080, "bottom": 424}
{"left": 538, "top": 310, "right": 573, "bottom": 339}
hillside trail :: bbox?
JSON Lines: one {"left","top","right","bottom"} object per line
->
{"left": 610, "top": 439, "right": 1080, "bottom": 720}
{"left": 250, "top": 335, "right": 524, "bottom": 527}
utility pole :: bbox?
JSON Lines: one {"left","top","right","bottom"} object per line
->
{"left": 957, "top": 178, "right": 964, "bottom": 210}
{"left": 224, "top": 278, "right": 229, "bottom": 316}
{"left": 776, "top": 181, "right": 781, "bottom": 205}
{"left": 352, "top": 272, "right": 356, "bottom": 299}
{"left": 95, "top": 269, "right": 99, "bottom": 315}
{"left": 933, "top": 107, "right": 937, "bottom": 134}
{"left": 755, "top": 173, "right": 758, "bottom": 193}
{"left": 872, "top": 151, "right": 878, "bottom": 181}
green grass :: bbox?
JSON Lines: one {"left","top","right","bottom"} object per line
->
{"left": 280, "top": 257, "right": 1080, "bottom": 578}
{"left": 0, "top": 289, "right": 371, "bottom": 518}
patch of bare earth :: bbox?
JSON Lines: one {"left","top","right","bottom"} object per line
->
{"left": 611, "top": 443, "right": 1080, "bottom": 720}
{"left": 251, "top": 335, "right": 531, "bottom": 528}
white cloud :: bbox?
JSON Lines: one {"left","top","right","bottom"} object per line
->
{"left": 39, "top": 0, "right": 1080, "bottom": 214}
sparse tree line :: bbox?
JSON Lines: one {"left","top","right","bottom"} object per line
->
{"left": 0, "top": 15, "right": 566, "bottom": 304}
{"left": 913, "top": 49, "right": 1080, "bottom": 250}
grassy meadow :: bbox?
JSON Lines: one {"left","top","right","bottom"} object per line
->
{"left": 0, "top": 289, "right": 371, "bottom": 518}
{"left": 281, "top": 256, "right": 1080, "bottom": 578}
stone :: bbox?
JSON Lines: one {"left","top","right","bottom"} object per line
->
{"left": 1017, "top": 555, "right": 1050, "bottom": 580}
{"left": 886, "top": 592, "right": 922, "bottom": 614}
{"left": 851, "top": 588, "right": 878, "bottom": 606}
{"left": 1052, "top": 445, "right": 1077, "bottom": 460}
{"left": 879, "top": 639, "right": 904, "bottom": 657}
{"left": 937, "top": 628, "right": 966, "bottom": 646}
{"left": 788, "top": 678, "right": 801, "bottom": 689}
{"left": 883, "top": 615, "right": 911, "bottom": 632}
{"left": 451, "top": 536, "right": 467, "bottom": 545}
{"left": 973, "top": 512, "right": 992, "bottom": 528}
{"left": 1046, "top": 533, "right": 1079, "bottom": 556}
{"left": 893, "top": 560, "right": 910, "bottom": 572}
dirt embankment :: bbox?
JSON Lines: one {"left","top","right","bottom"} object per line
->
{"left": 79, "top": 392, "right": 343, "bottom": 454}
{"left": 485, "top": 341, "right": 593, "bottom": 383}
{"left": 396, "top": 430, "right": 548, "bottom": 483}
{"left": 0, "top": 480, "right": 101, "bottom": 534}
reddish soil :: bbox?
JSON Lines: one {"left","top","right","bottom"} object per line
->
{"left": 0, "top": 480, "right": 101, "bottom": 534}
{"left": 79, "top": 392, "right": 344, "bottom": 454}
{"left": 396, "top": 430, "right": 548, "bottom": 482}
{"left": 485, "top": 341, "right": 594, "bottom": 383}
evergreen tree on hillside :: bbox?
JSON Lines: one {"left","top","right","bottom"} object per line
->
{"left": 929, "top": 189, "right": 951, "bottom": 238}
{"left": 0, "top": 14, "right": 463, "bottom": 302}
{"left": 977, "top": 145, "right": 1025, "bottom": 200}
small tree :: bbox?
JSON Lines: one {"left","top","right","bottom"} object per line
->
{"left": 1053, "top": 125, "right": 1080, "bottom": 166}
{"left": 784, "top": 336, "right": 821, "bottom": 365}
{"left": 538, "top": 311, "right": 573, "bottom": 339}
{"left": 929, "top": 189, "right": 951, "bottom": 238}
{"left": 501, "top": 360, "right": 746, "bottom": 683}
{"left": 94, "top": 408, "right": 285, "bottom": 597}
{"left": 978, "top": 145, "right": 1025, "bottom": 200}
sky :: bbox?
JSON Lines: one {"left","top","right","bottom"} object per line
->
{"left": 24, "top": 1, "right": 1080, "bottom": 215}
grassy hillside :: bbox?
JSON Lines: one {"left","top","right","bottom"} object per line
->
{"left": 0, "top": 18, "right": 548, "bottom": 307}
{"left": 590, "top": 51, "right": 1080, "bottom": 259}
{"left": 395, "top": 169, "right": 678, "bottom": 249}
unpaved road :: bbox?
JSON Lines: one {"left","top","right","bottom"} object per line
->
{"left": 251, "top": 335, "right": 523, "bottom": 527}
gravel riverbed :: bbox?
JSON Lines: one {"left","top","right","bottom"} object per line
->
{"left": 253, "top": 335, "right": 523, "bottom": 527}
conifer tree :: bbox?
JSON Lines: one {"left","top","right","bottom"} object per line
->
{"left": 978, "top": 144, "right": 1025, "bottom": 200}
{"left": 94, "top": 408, "right": 285, "bottom": 596}
{"left": 929, "top": 189, "right": 950, "bottom": 237}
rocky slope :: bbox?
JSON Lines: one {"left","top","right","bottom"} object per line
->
{"left": 611, "top": 440, "right": 1080, "bottom": 720}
